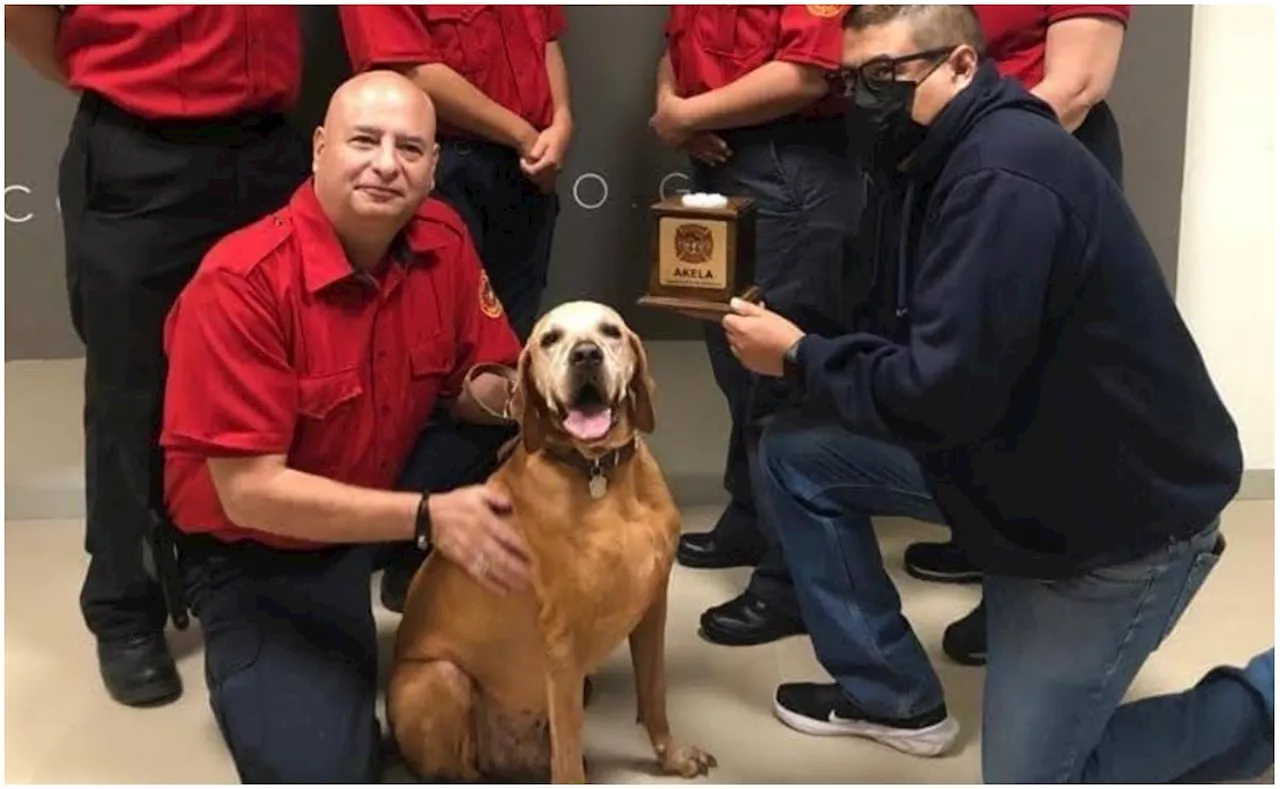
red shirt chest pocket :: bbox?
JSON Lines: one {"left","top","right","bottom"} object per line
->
{"left": 424, "top": 5, "right": 498, "bottom": 77}
{"left": 406, "top": 339, "right": 454, "bottom": 429}
{"left": 293, "top": 369, "right": 368, "bottom": 477}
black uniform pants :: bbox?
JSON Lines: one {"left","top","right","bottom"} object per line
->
{"left": 58, "top": 92, "right": 309, "bottom": 640}
{"left": 180, "top": 535, "right": 382, "bottom": 784}
{"left": 691, "top": 116, "right": 865, "bottom": 616}
{"left": 433, "top": 136, "right": 561, "bottom": 342}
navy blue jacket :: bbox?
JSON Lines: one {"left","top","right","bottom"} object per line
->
{"left": 793, "top": 62, "right": 1242, "bottom": 578}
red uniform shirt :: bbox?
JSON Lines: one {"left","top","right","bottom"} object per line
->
{"left": 974, "top": 5, "right": 1132, "bottom": 89}
{"left": 57, "top": 5, "right": 301, "bottom": 121}
{"left": 160, "top": 182, "right": 521, "bottom": 550}
{"left": 339, "top": 5, "right": 567, "bottom": 136}
{"left": 664, "top": 4, "right": 849, "bottom": 119}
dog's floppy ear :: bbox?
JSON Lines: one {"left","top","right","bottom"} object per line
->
{"left": 510, "top": 346, "right": 554, "bottom": 452}
{"left": 626, "top": 328, "right": 657, "bottom": 433}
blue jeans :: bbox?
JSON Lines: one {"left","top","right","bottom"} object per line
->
{"left": 757, "top": 413, "right": 1236, "bottom": 783}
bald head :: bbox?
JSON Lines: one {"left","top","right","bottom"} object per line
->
{"left": 322, "top": 70, "right": 436, "bottom": 137}
{"left": 311, "top": 70, "right": 441, "bottom": 234}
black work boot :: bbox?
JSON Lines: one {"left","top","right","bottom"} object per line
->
{"left": 97, "top": 631, "right": 183, "bottom": 707}
{"left": 942, "top": 601, "right": 987, "bottom": 666}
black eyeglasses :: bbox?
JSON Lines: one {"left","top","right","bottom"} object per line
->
{"left": 837, "top": 45, "right": 958, "bottom": 97}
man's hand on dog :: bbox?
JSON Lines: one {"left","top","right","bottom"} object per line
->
{"left": 428, "top": 485, "right": 532, "bottom": 596}
{"left": 723, "top": 298, "right": 803, "bottom": 377}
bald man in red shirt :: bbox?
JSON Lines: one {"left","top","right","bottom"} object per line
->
{"left": 161, "top": 71, "right": 526, "bottom": 782}
{"left": 4, "top": 5, "right": 310, "bottom": 709}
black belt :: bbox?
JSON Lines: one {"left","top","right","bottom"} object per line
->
{"left": 80, "top": 91, "right": 290, "bottom": 146}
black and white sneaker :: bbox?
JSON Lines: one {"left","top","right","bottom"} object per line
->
{"left": 773, "top": 683, "right": 959, "bottom": 757}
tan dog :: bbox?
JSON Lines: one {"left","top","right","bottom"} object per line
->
{"left": 388, "top": 301, "right": 716, "bottom": 783}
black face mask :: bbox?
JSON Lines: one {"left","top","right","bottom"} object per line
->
{"left": 842, "top": 47, "right": 956, "bottom": 176}
{"left": 844, "top": 78, "right": 928, "bottom": 176}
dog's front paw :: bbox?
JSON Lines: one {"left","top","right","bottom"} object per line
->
{"left": 660, "top": 744, "right": 717, "bottom": 778}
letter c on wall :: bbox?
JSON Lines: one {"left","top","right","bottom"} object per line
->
{"left": 5, "top": 184, "right": 34, "bottom": 223}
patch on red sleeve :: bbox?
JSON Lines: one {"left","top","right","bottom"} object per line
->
{"left": 806, "top": 5, "right": 845, "bottom": 18}
{"left": 479, "top": 271, "right": 504, "bottom": 319}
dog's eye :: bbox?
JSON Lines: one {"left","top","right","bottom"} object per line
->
{"left": 540, "top": 330, "right": 562, "bottom": 349}
{"left": 599, "top": 323, "right": 622, "bottom": 340}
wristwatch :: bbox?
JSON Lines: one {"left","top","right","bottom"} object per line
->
{"left": 783, "top": 335, "right": 806, "bottom": 390}
{"left": 414, "top": 493, "right": 433, "bottom": 552}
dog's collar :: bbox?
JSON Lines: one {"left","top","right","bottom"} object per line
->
{"left": 544, "top": 439, "right": 638, "bottom": 500}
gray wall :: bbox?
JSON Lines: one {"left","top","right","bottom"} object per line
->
{"left": 5, "top": 5, "right": 1192, "bottom": 360}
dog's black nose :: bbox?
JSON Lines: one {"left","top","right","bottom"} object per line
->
{"left": 569, "top": 342, "right": 603, "bottom": 368}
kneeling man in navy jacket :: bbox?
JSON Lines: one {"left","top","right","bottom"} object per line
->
{"left": 722, "top": 5, "right": 1245, "bottom": 783}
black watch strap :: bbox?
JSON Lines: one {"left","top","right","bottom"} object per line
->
{"left": 414, "top": 493, "right": 432, "bottom": 551}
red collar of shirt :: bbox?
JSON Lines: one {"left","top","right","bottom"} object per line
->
{"left": 288, "top": 180, "right": 449, "bottom": 294}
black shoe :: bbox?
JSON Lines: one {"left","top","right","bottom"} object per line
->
{"left": 97, "top": 632, "right": 183, "bottom": 707}
{"left": 942, "top": 601, "right": 987, "bottom": 666}
{"left": 698, "top": 591, "right": 805, "bottom": 646}
{"left": 676, "top": 532, "right": 764, "bottom": 569}
{"left": 904, "top": 539, "right": 982, "bottom": 584}
{"left": 380, "top": 568, "right": 412, "bottom": 614}
{"left": 772, "top": 682, "right": 959, "bottom": 756}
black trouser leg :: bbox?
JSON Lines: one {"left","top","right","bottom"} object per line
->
{"left": 693, "top": 119, "right": 864, "bottom": 615}
{"left": 58, "top": 94, "right": 309, "bottom": 641}
{"left": 433, "top": 138, "right": 561, "bottom": 342}
{"left": 183, "top": 541, "right": 382, "bottom": 783}
{"left": 383, "top": 413, "right": 516, "bottom": 583}
{"left": 1074, "top": 100, "right": 1124, "bottom": 189}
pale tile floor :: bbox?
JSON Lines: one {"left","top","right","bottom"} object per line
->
{"left": 5, "top": 502, "right": 1275, "bottom": 784}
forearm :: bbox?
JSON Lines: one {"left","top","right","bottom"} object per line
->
{"left": 404, "top": 62, "right": 537, "bottom": 152}
{"left": 449, "top": 371, "right": 515, "bottom": 425}
{"left": 1030, "top": 78, "right": 1100, "bottom": 132}
{"left": 544, "top": 42, "right": 572, "bottom": 130}
{"left": 655, "top": 51, "right": 678, "bottom": 101}
{"left": 4, "top": 6, "right": 68, "bottom": 88}
{"left": 1032, "top": 17, "right": 1125, "bottom": 132}
{"left": 215, "top": 462, "right": 420, "bottom": 545}
{"left": 681, "top": 61, "right": 829, "bottom": 131}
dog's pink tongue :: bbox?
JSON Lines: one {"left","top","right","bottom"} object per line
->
{"left": 564, "top": 408, "right": 612, "bottom": 440}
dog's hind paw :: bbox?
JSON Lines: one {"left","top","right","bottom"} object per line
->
{"left": 661, "top": 744, "right": 717, "bottom": 778}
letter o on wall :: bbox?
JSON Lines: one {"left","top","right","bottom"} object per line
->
{"left": 572, "top": 173, "right": 609, "bottom": 210}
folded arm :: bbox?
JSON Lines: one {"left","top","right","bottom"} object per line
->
{"left": 795, "top": 170, "right": 1066, "bottom": 451}
{"left": 403, "top": 63, "right": 539, "bottom": 154}
{"left": 1031, "top": 15, "right": 1127, "bottom": 132}
{"left": 680, "top": 60, "right": 830, "bottom": 132}
{"left": 4, "top": 5, "right": 68, "bottom": 88}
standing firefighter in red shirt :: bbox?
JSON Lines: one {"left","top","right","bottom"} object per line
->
{"left": 651, "top": 5, "right": 866, "bottom": 647}
{"left": 337, "top": 4, "right": 574, "bottom": 611}
{"left": 161, "top": 72, "right": 528, "bottom": 783}
{"left": 4, "top": 5, "right": 310, "bottom": 708}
